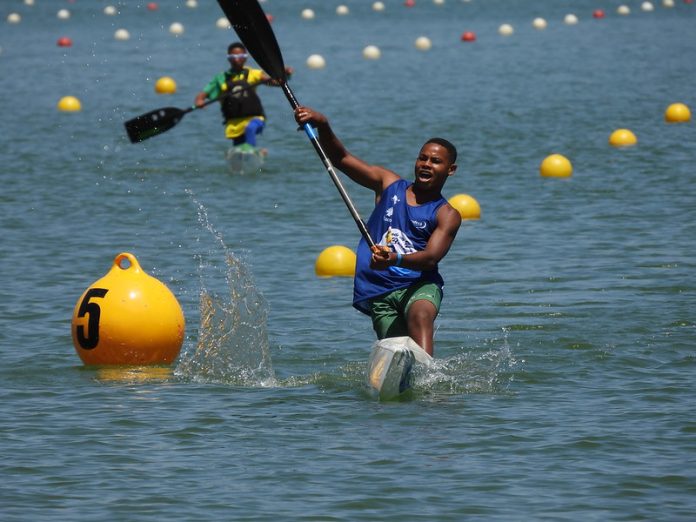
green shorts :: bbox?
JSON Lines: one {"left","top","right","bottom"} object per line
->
{"left": 369, "top": 281, "right": 442, "bottom": 339}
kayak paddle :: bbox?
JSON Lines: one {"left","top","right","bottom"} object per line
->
{"left": 215, "top": 0, "right": 377, "bottom": 249}
{"left": 124, "top": 81, "right": 268, "bottom": 144}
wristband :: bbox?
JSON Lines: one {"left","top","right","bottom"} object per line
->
{"left": 395, "top": 252, "right": 403, "bottom": 267}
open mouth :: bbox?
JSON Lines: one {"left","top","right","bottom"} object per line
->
{"left": 417, "top": 170, "right": 433, "bottom": 182}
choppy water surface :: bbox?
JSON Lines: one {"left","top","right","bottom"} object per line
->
{"left": 1, "top": 1, "right": 695, "bottom": 520}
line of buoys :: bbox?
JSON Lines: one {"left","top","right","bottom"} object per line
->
{"left": 57, "top": 95, "right": 82, "bottom": 112}
{"left": 315, "top": 245, "right": 356, "bottom": 277}
{"left": 448, "top": 194, "right": 481, "bottom": 220}
{"left": 155, "top": 76, "right": 177, "bottom": 94}
{"left": 71, "top": 253, "right": 185, "bottom": 366}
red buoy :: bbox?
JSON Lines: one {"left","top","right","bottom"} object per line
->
{"left": 147, "top": 2, "right": 158, "bottom": 10}
{"left": 266, "top": 13, "right": 274, "bottom": 23}
{"left": 405, "top": 0, "right": 416, "bottom": 7}
{"left": 593, "top": 9, "right": 606, "bottom": 18}
{"left": 57, "top": 37, "right": 73, "bottom": 47}
{"left": 461, "top": 31, "right": 476, "bottom": 42}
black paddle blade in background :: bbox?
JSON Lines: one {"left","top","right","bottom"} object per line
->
{"left": 216, "top": 0, "right": 287, "bottom": 82}
{"left": 124, "top": 107, "right": 186, "bottom": 143}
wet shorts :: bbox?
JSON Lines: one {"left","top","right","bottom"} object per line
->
{"left": 369, "top": 281, "right": 442, "bottom": 339}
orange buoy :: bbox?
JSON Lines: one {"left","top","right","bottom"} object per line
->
{"left": 71, "top": 252, "right": 185, "bottom": 366}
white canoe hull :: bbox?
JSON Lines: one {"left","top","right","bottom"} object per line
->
{"left": 367, "top": 336, "right": 433, "bottom": 400}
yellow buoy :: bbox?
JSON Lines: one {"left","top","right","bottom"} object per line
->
{"left": 609, "top": 128, "right": 637, "bottom": 147}
{"left": 154, "top": 76, "right": 177, "bottom": 94}
{"left": 664, "top": 103, "right": 691, "bottom": 123}
{"left": 57, "top": 96, "right": 82, "bottom": 112}
{"left": 315, "top": 245, "right": 356, "bottom": 277}
{"left": 448, "top": 193, "right": 481, "bottom": 220}
{"left": 71, "top": 252, "right": 185, "bottom": 366}
{"left": 540, "top": 154, "right": 573, "bottom": 178}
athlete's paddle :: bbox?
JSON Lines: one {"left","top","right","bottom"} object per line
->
{"left": 124, "top": 82, "right": 268, "bottom": 143}
{"left": 216, "top": 0, "right": 377, "bottom": 249}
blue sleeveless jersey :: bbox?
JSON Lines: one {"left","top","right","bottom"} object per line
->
{"left": 353, "top": 179, "right": 446, "bottom": 314}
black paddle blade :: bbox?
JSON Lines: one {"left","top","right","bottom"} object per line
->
{"left": 124, "top": 107, "right": 186, "bottom": 143}
{"left": 216, "top": 0, "right": 287, "bottom": 82}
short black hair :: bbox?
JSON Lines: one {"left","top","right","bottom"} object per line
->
{"left": 227, "top": 42, "right": 246, "bottom": 53}
{"left": 425, "top": 137, "right": 457, "bottom": 164}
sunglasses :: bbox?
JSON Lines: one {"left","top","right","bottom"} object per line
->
{"left": 227, "top": 53, "right": 249, "bottom": 59}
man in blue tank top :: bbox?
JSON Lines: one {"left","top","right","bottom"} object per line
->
{"left": 295, "top": 106, "right": 461, "bottom": 356}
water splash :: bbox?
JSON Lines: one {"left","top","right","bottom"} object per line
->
{"left": 175, "top": 191, "right": 276, "bottom": 387}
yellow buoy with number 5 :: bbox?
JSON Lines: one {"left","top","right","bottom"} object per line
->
{"left": 540, "top": 154, "right": 573, "bottom": 178}
{"left": 315, "top": 245, "right": 356, "bottom": 277}
{"left": 71, "top": 252, "right": 185, "bottom": 366}
{"left": 448, "top": 194, "right": 481, "bottom": 220}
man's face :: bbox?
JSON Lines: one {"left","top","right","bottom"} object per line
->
{"left": 227, "top": 48, "right": 248, "bottom": 69}
{"left": 413, "top": 143, "right": 456, "bottom": 191}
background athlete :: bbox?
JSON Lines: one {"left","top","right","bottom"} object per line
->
{"left": 195, "top": 42, "right": 293, "bottom": 149}
{"left": 294, "top": 106, "right": 461, "bottom": 356}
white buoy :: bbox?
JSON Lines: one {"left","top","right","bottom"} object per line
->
{"left": 24, "top": 0, "right": 35, "bottom": 5}
{"left": 433, "top": 0, "right": 445, "bottom": 5}
{"left": 641, "top": 1, "right": 654, "bottom": 11}
{"left": 186, "top": 0, "right": 198, "bottom": 7}
{"left": 336, "top": 5, "right": 349, "bottom": 15}
{"left": 564, "top": 14, "right": 579, "bottom": 25}
{"left": 362, "top": 45, "right": 381, "bottom": 60}
{"left": 57, "top": 9, "right": 71, "bottom": 20}
{"left": 301, "top": 8, "right": 315, "bottom": 20}
{"left": 617, "top": 5, "right": 630, "bottom": 15}
{"left": 216, "top": 17, "right": 230, "bottom": 29}
{"left": 498, "top": 24, "right": 514, "bottom": 36}
{"left": 7, "top": 13, "right": 21, "bottom": 23}
{"left": 662, "top": 0, "right": 674, "bottom": 7}
{"left": 104, "top": 6, "right": 118, "bottom": 15}
{"left": 414, "top": 36, "right": 432, "bottom": 51}
{"left": 532, "top": 17, "right": 547, "bottom": 30}
{"left": 169, "top": 22, "right": 184, "bottom": 35}
{"left": 114, "top": 29, "right": 130, "bottom": 41}
{"left": 306, "top": 54, "right": 326, "bottom": 69}
{"left": 372, "top": 1, "right": 385, "bottom": 12}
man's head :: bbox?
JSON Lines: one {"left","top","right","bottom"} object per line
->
{"left": 227, "top": 42, "right": 248, "bottom": 70}
{"left": 413, "top": 138, "right": 457, "bottom": 193}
